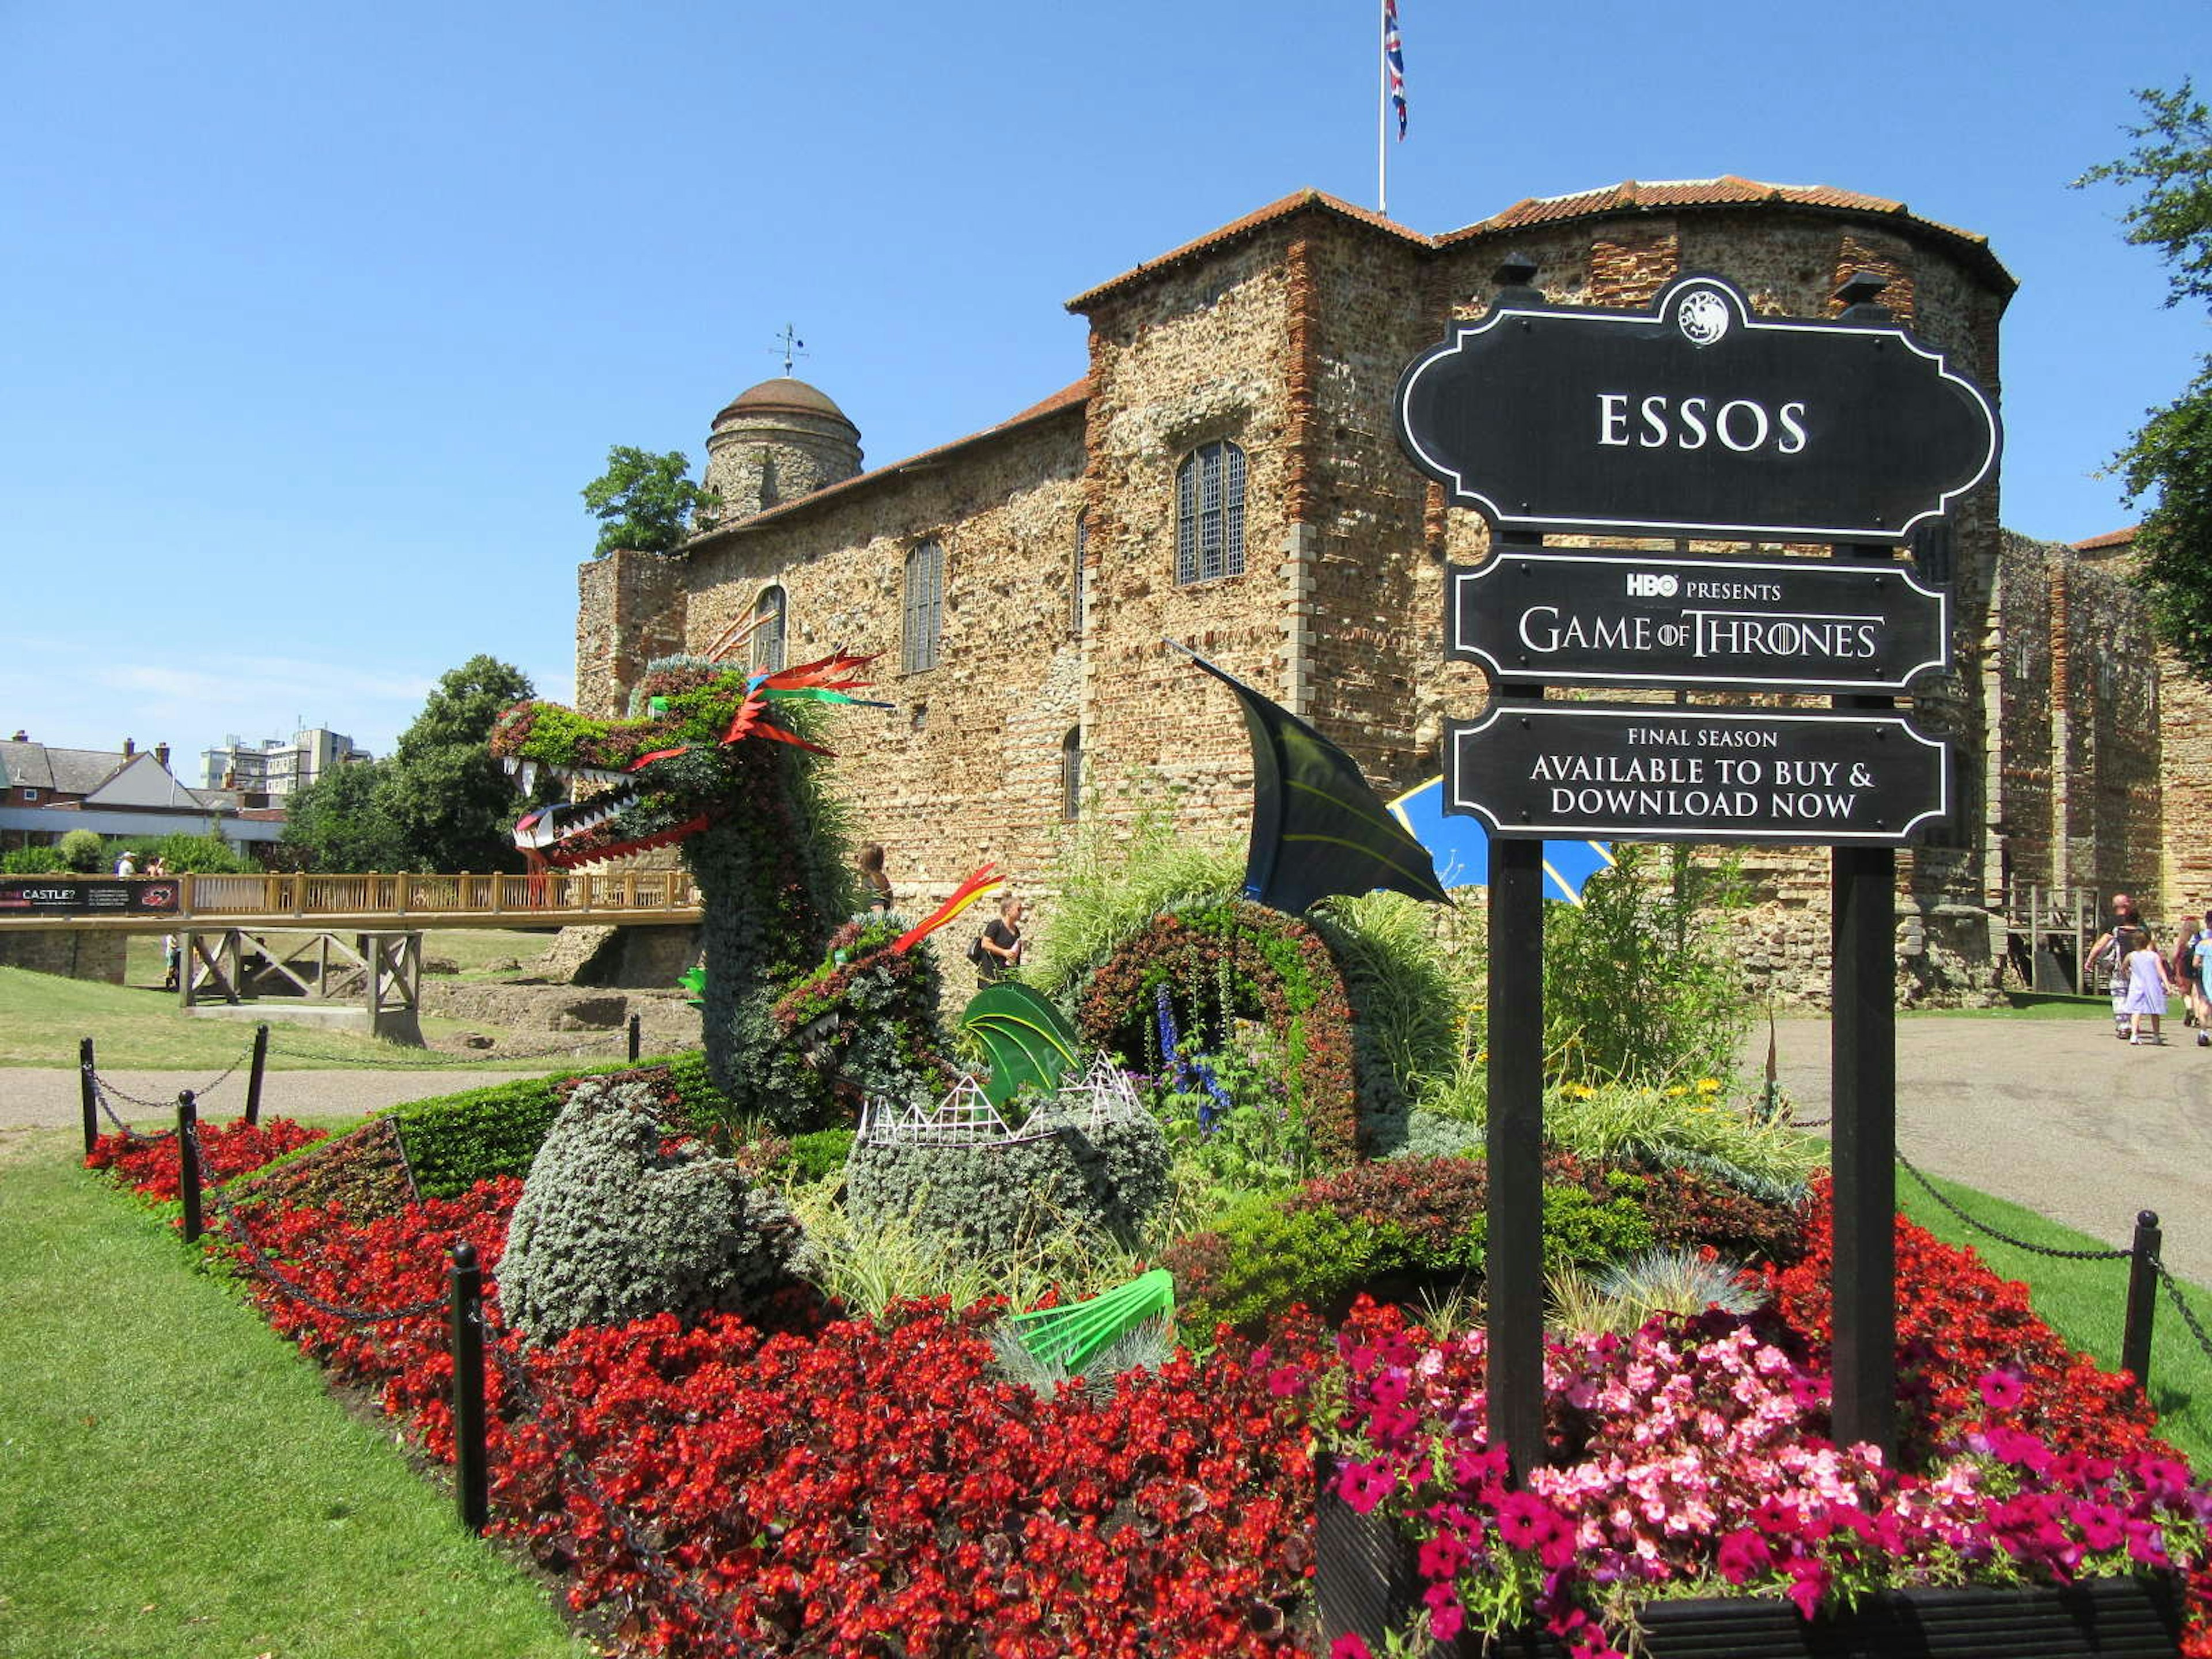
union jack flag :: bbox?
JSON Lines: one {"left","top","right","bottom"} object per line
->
{"left": 1385, "top": 0, "right": 1407, "bottom": 138}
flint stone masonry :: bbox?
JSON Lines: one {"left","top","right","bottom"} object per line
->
{"left": 0, "top": 929, "right": 126, "bottom": 983}
{"left": 567, "top": 181, "right": 2192, "bottom": 1009}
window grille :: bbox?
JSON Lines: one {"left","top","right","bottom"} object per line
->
{"left": 1062, "top": 726, "right": 1082, "bottom": 821}
{"left": 750, "top": 585, "right": 786, "bottom": 674}
{"left": 1175, "top": 440, "right": 1245, "bottom": 585}
{"left": 903, "top": 541, "right": 944, "bottom": 673}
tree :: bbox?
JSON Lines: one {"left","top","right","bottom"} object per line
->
{"left": 375, "top": 655, "right": 547, "bottom": 873}
{"left": 281, "top": 759, "right": 406, "bottom": 872}
{"left": 581, "top": 446, "right": 721, "bottom": 556}
{"left": 2076, "top": 82, "right": 2212, "bottom": 678}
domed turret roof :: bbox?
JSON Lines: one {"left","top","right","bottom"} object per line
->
{"left": 713, "top": 377, "right": 856, "bottom": 429}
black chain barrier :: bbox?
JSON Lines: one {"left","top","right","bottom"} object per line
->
{"left": 2151, "top": 1258, "right": 2212, "bottom": 1368}
{"left": 86, "top": 1074, "right": 175, "bottom": 1144}
{"left": 86, "top": 1037, "right": 258, "bottom": 1113}
{"left": 1893, "top": 1151, "right": 2134, "bottom": 1262}
{"left": 184, "top": 1123, "right": 450, "bottom": 1324}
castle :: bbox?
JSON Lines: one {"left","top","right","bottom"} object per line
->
{"left": 576, "top": 178, "right": 2209, "bottom": 1002}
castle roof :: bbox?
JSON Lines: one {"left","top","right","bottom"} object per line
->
{"left": 2074, "top": 526, "right": 2140, "bottom": 553}
{"left": 1067, "top": 177, "right": 2014, "bottom": 310}
{"left": 714, "top": 377, "right": 857, "bottom": 429}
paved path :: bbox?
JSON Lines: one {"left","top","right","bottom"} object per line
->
{"left": 9, "top": 1012, "right": 2210, "bottom": 1283}
{"left": 1752, "top": 1014, "right": 2212, "bottom": 1285}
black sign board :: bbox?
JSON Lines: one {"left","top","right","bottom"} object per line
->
{"left": 0, "top": 877, "right": 179, "bottom": 915}
{"left": 1396, "top": 274, "right": 1999, "bottom": 543}
{"left": 1443, "top": 703, "right": 1949, "bottom": 844}
{"left": 1447, "top": 549, "right": 1948, "bottom": 692}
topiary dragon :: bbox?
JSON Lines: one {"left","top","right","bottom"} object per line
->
{"left": 487, "top": 625, "right": 1015, "bottom": 1131}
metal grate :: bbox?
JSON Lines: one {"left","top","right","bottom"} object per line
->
{"left": 1175, "top": 441, "right": 1245, "bottom": 585}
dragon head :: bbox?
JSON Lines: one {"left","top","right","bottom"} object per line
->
{"left": 488, "top": 650, "right": 882, "bottom": 869}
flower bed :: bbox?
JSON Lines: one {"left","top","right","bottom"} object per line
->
{"left": 86, "top": 1116, "right": 324, "bottom": 1203}
{"left": 95, "top": 1123, "right": 2212, "bottom": 1658}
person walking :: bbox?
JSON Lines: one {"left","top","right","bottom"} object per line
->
{"left": 113, "top": 848, "right": 138, "bottom": 877}
{"left": 2173, "top": 914, "right": 2209, "bottom": 1031}
{"left": 2086, "top": 892, "right": 2150, "bottom": 1040}
{"left": 2120, "top": 927, "right": 2179, "bottom": 1045}
{"left": 2192, "top": 912, "right": 2212, "bottom": 1048}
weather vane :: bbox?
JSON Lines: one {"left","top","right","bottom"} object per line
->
{"left": 770, "top": 324, "right": 808, "bottom": 377}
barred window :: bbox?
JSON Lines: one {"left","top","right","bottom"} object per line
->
{"left": 902, "top": 540, "right": 944, "bottom": 673}
{"left": 1062, "top": 726, "right": 1082, "bottom": 821}
{"left": 749, "top": 585, "right": 786, "bottom": 675}
{"left": 1175, "top": 440, "right": 1246, "bottom": 585}
{"left": 1071, "top": 510, "right": 1088, "bottom": 635}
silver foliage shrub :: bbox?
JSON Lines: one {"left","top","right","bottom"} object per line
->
{"left": 846, "top": 1087, "right": 1169, "bottom": 1259}
{"left": 499, "top": 1074, "right": 815, "bottom": 1342}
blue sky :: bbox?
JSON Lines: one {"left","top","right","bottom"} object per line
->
{"left": 2, "top": 0, "right": 2204, "bottom": 773}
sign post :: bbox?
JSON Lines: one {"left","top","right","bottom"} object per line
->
{"left": 1396, "top": 264, "right": 1998, "bottom": 1475}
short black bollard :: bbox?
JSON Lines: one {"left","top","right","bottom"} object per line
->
{"left": 2123, "top": 1209, "right": 2162, "bottom": 1397}
{"left": 627, "top": 1011, "right": 641, "bottom": 1063}
{"left": 79, "top": 1036, "right": 99, "bottom": 1157}
{"left": 449, "top": 1242, "right": 489, "bottom": 1534}
{"left": 177, "top": 1091, "right": 202, "bottom": 1244}
{"left": 244, "top": 1022, "right": 269, "bottom": 1126}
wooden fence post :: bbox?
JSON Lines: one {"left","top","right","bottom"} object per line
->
{"left": 449, "top": 1243, "right": 489, "bottom": 1533}
{"left": 176, "top": 1091, "right": 202, "bottom": 1244}
{"left": 79, "top": 1036, "right": 99, "bottom": 1156}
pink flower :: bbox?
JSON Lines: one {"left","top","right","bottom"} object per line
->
{"left": 1716, "top": 1528, "right": 1774, "bottom": 1584}
{"left": 1338, "top": 1459, "right": 1397, "bottom": 1516}
{"left": 1976, "top": 1368, "right": 2026, "bottom": 1411}
{"left": 1418, "top": 1533, "right": 1473, "bottom": 1580}
{"left": 1330, "top": 1637, "right": 1373, "bottom": 1659}
{"left": 2073, "top": 1501, "right": 2126, "bottom": 1552}
{"left": 1495, "top": 1491, "right": 1555, "bottom": 1552}
{"left": 1266, "top": 1365, "right": 1308, "bottom": 1397}
{"left": 1784, "top": 1559, "right": 1831, "bottom": 1620}
{"left": 1452, "top": 1445, "right": 1509, "bottom": 1488}
{"left": 1369, "top": 1368, "right": 1410, "bottom": 1408}
{"left": 1429, "top": 1601, "right": 1465, "bottom": 1641}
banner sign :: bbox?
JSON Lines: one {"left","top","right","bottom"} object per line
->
{"left": 1446, "top": 550, "right": 1948, "bottom": 692}
{"left": 1443, "top": 704, "right": 1949, "bottom": 844}
{"left": 0, "top": 877, "right": 179, "bottom": 915}
{"left": 1396, "top": 274, "right": 1999, "bottom": 543}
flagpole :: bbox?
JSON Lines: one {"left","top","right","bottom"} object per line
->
{"left": 1378, "top": 0, "right": 1388, "bottom": 216}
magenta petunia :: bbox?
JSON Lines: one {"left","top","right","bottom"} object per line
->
{"left": 2073, "top": 1501, "right": 2126, "bottom": 1552}
{"left": 1495, "top": 1491, "right": 1552, "bottom": 1552}
{"left": 1330, "top": 1636, "right": 1373, "bottom": 1659}
{"left": 1976, "top": 1368, "right": 2026, "bottom": 1411}
{"left": 1339, "top": 1459, "right": 1397, "bottom": 1516}
{"left": 1717, "top": 1528, "right": 1775, "bottom": 1584}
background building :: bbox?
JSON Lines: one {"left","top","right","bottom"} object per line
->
{"left": 199, "top": 726, "right": 372, "bottom": 801}
{"left": 0, "top": 734, "right": 285, "bottom": 854}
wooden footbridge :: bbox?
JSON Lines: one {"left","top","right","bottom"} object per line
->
{"left": 0, "top": 869, "right": 703, "bottom": 932}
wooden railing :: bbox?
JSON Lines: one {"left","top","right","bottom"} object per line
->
{"left": 175, "top": 869, "right": 702, "bottom": 923}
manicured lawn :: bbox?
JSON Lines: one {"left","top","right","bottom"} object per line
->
{"left": 0, "top": 1133, "right": 591, "bottom": 1659}
{"left": 0, "top": 965, "right": 579, "bottom": 1071}
{"left": 1900, "top": 1167, "right": 2212, "bottom": 1468}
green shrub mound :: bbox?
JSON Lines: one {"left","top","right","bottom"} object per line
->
{"left": 1165, "top": 1149, "right": 1805, "bottom": 1335}
{"left": 392, "top": 1053, "right": 730, "bottom": 1198}
{"left": 845, "top": 1086, "right": 1169, "bottom": 1259}
{"left": 498, "top": 1074, "right": 815, "bottom": 1343}
{"left": 764, "top": 916, "right": 950, "bottom": 1134}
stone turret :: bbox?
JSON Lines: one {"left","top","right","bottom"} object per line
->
{"left": 702, "top": 377, "right": 862, "bottom": 521}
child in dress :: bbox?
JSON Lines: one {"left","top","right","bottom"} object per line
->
{"left": 2120, "top": 927, "right": 2180, "bottom": 1046}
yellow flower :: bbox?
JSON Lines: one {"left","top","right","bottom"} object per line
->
{"left": 1695, "top": 1077, "right": 1722, "bottom": 1095}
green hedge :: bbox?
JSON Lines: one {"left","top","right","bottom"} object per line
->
{"left": 391, "top": 1051, "right": 730, "bottom": 1198}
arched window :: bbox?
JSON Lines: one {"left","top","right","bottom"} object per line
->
{"left": 749, "top": 585, "right": 786, "bottom": 674}
{"left": 902, "top": 540, "right": 944, "bottom": 673}
{"left": 1061, "top": 726, "right": 1082, "bottom": 821}
{"left": 1175, "top": 440, "right": 1246, "bottom": 585}
{"left": 1071, "top": 509, "right": 1088, "bottom": 635}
